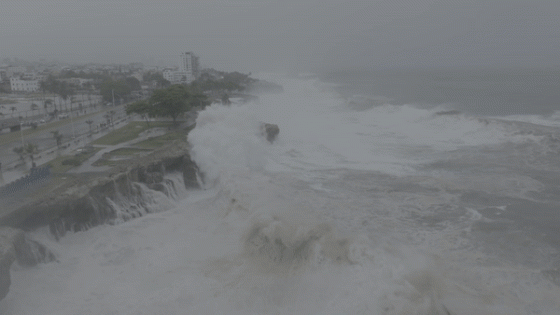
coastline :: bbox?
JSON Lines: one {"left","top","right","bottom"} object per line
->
{"left": 0, "top": 136, "right": 200, "bottom": 302}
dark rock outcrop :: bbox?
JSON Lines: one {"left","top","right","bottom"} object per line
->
{"left": 260, "top": 123, "right": 280, "bottom": 143}
{"left": 0, "top": 228, "right": 19, "bottom": 301}
{"left": 44, "top": 154, "right": 200, "bottom": 240}
{"left": 0, "top": 141, "right": 201, "bottom": 238}
{"left": 0, "top": 227, "right": 56, "bottom": 301}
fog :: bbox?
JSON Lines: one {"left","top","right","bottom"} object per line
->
{"left": 1, "top": 0, "right": 559, "bottom": 72}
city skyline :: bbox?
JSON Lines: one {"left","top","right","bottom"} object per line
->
{"left": 1, "top": 0, "right": 559, "bottom": 73}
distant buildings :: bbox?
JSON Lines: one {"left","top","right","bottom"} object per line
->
{"left": 10, "top": 77, "right": 39, "bottom": 92}
{"left": 162, "top": 52, "right": 200, "bottom": 85}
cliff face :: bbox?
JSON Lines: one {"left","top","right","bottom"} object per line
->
{"left": 48, "top": 154, "right": 200, "bottom": 240}
{"left": 1, "top": 138, "right": 200, "bottom": 232}
{"left": 0, "top": 146, "right": 201, "bottom": 302}
{"left": 7, "top": 153, "right": 201, "bottom": 239}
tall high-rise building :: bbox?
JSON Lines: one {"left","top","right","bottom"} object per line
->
{"left": 179, "top": 52, "right": 199, "bottom": 82}
{"left": 179, "top": 52, "right": 192, "bottom": 73}
{"left": 164, "top": 52, "right": 200, "bottom": 85}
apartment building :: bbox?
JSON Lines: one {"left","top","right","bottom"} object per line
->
{"left": 10, "top": 77, "right": 39, "bottom": 92}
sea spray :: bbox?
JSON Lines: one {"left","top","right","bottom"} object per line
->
{"left": 4, "top": 74, "right": 560, "bottom": 314}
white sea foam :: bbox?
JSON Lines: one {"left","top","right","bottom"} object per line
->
{"left": 191, "top": 74, "right": 541, "bottom": 178}
{"left": 2, "top": 74, "right": 560, "bottom": 314}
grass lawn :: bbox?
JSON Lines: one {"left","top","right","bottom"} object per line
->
{"left": 109, "top": 147, "right": 152, "bottom": 156}
{"left": 133, "top": 131, "right": 186, "bottom": 149}
{"left": 91, "top": 158, "right": 122, "bottom": 167}
{"left": 91, "top": 147, "right": 151, "bottom": 167}
{"left": 92, "top": 121, "right": 174, "bottom": 146}
{"left": 46, "top": 148, "right": 101, "bottom": 173}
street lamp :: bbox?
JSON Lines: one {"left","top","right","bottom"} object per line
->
{"left": 18, "top": 118, "right": 24, "bottom": 147}
{"left": 69, "top": 109, "right": 76, "bottom": 139}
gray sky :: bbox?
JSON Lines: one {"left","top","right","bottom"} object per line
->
{"left": 1, "top": 0, "right": 559, "bottom": 72}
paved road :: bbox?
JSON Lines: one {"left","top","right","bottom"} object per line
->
{"left": 0, "top": 104, "right": 130, "bottom": 184}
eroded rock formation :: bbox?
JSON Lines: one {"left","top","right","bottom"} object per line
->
{"left": 260, "top": 123, "right": 280, "bottom": 143}
{"left": 0, "top": 227, "right": 56, "bottom": 301}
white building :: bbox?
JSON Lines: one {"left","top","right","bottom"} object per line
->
{"left": 161, "top": 52, "right": 199, "bottom": 85}
{"left": 10, "top": 77, "right": 39, "bottom": 92}
{"left": 180, "top": 52, "right": 192, "bottom": 73}
{"left": 181, "top": 51, "right": 199, "bottom": 79}
{"left": 163, "top": 68, "right": 178, "bottom": 83}
{"left": 163, "top": 68, "right": 192, "bottom": 85}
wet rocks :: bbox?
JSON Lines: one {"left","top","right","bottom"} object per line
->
{"left": 0, "top": 227, "right": 20, "bottom": 301}
{"left": 260, "top": 123, "right": 280, "bottom": 143}
{"left": 0, "top": 227, "right": 56, "bottom": 301}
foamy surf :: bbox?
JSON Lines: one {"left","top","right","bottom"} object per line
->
{"left": 2, "top": 73, "right": 560, "bottom": 314}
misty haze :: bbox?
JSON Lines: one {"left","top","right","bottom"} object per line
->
{"left": 1, "top": 1, "right": 560, "bottom": 314}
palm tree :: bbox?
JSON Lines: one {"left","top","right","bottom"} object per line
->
{"left": 13, "top": 146, "right": 25, "bottom": 161}
{"left": 24, "top": 143, "right": 39, "bottom": 166}
{"left": 221, "top": 93, "right": 231, "bottom": 105}
{"left": 51, "top": 130, "right": 63, "bottom": 148}
{"left": 13, "top": 143, "right": 39, "bottom": 167}
{"left": 30, "top": 103, "right": 39, "bottom": 117}
{"left": 10, "top": 106, "right": 16, "bottom": 117}
{"left": 44, "top": 99, "right": 53, "bottom": 115}
{"left": 104, "top": 110, "right": 116, "bottom": 129}
{"left": 61, "top": 94, "right": 68, "bottom": 112}
{"left": 86, "top": 119, "right": 94, "bottom": 134}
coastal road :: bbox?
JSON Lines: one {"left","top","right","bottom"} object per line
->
{"left": 0, "top": 104, "right": 128, "bottom": 182}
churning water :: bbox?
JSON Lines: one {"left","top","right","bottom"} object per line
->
{"left": 2, "top": 72, "right": 560, "bottom": 314}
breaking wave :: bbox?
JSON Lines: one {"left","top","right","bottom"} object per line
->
{"left": 3, "top": 74, "right": 560, "bottom": 314}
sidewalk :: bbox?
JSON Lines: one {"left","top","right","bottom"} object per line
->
{"left": 67, "top": 125, "right": 167, "bottom": 173}
{"left": 0, "top": 115, "right": 131, "bottom": 186}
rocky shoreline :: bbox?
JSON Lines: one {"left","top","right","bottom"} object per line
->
{"left": 0, "top": 139, "right": 201, "bottom": 300}
{"left": 0, "top": 109, "right": 280, "bottom": 302}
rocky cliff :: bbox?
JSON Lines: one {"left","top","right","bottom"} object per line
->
{"left": 2, "top": 141, "right": 200, "bottom": 236}
{"left": 0, "top": 140, "right": 201, "bottom": 301}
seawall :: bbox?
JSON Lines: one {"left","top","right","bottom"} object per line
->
{"left": 0, "top": 140, "right": 201, "bottom": 301}
{"left": 1, "top": 141, "right": 200, "bottom": 234}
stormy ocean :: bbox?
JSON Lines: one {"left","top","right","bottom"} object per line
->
{"left": 2, "top": 69, "right": 560, "bottom": 314}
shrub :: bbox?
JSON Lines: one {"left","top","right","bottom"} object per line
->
{"left": 61, "top": 158, "right": 81, "bottom": 166}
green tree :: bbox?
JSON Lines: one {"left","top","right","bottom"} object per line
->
{"left": 24, "top": 143, "right": 39, "bottom": 166}
{"left": 126, "top": 100, "right": 153, "bottom": 126}
{"left": 51, "top": 130, "right": 63, "bottom": 148}
{"left": 127, "top": 85, "right": 209, "bottom": 125}
{"left": 149, "top": 85, "right": 191, "bottom": 125}
{"left": 221, "top": 93, "right": 231, "bottom": 105}
{"left": 44, "top": 99, "right": 53, "bottom": 114}
{"left": 100, "top": 79, "right": 131, "bottom": 103}
{"left": 125, "top": 77, "right": 141, "bottom": 91}
{"left": 143, "top": 71, "right": 171, "bottom": 88}
{"left": 42, "top": 75, "right": 72, "bottom": 113}
{"left": 13, "top": 146, "right": 25, "bottom": 160}
{"left": 13, "top": 143, "right": 38, "bottom": 165}
{"left": 105, "top": 110, "right": 116, "bottom": 128}
{"left": 86, "top": 119, "right": 94, "bottom": 134}
{"left": 30, "top": 103, "right": 39, "bottom": 116}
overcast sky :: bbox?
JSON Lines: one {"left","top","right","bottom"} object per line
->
{"left": 1, "top": 0, "right": 559, "bottom": 72}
